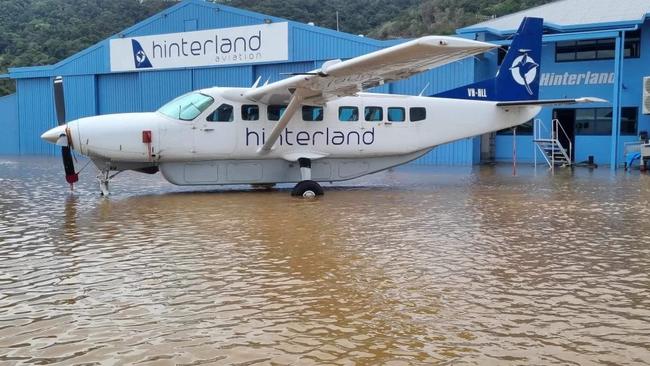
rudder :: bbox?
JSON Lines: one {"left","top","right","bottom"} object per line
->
{"left": 434, "top": 17, "right": 543, "bottom": 102}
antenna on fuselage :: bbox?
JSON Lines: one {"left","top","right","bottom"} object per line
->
{"left": 418, "top": 82, "right": 430, "bottom": 96}
{"left": 263, "top": 77, "right": 271, "bottom": 86}
{"left": 251, "top": 76, "right": 262, "bottom": 89}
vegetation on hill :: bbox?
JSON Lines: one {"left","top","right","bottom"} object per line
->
{"left": 0, "top": 0, "right": 173, "bottom": 95}
{"left": 369, "top": 0, "right": 554, "bottom": 38}
{"left": 0, "top": 0, "right": 554, "bottom": 96}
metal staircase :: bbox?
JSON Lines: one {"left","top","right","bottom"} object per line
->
{"left": 533, "top": 119, "right": 572, "bottom": 169}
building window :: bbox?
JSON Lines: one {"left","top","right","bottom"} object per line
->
{"left": 621, "top": 107, "right": 638, "bottom": 135}
{"left": 555, "top": 30, "right": 641, "bottom": 62}
{"left": 574, "top": 107, "right": 637, "bottom": 135}
{"left": 267, "top": 105, "right": 287, "bottom": 121}
{"left": 207, "top": 103, "right": 233, "bottom": 122}
{"left": 364, "top": 106, "right": 383, "bottom": 121}
{"left": 496, "top": 120, "right": 534, "bottom": 135}
{"left": 339, "top": 106, "right": 358, "bottom": 121}
{"left": 241, "top": 105, "right": 259, "bottom": 121}
{"left": 387, "top": 107, "right": 405, "bottom": 122}
{"left": 302, "top": 106, "right": 323, "bottom": 121}
{"left": 625, "top": 30, "right": 641, "bottom": 58}
{"left": 409, "top": 107, "right": 427, "bottom": 122}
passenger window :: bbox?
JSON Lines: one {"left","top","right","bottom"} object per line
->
{"left": 339, "top": 106, "right": 358, "bottom": 121}
{"left": 410, "top": 107, "right": 427, "bottom": 122}
{"left": 365, "top": 106, "right": 383, "bottom": 121}
{"left": 302, "top": 106, "right": 323, "bottom": 121}
{"left": 268, "top": 105, "right": 287, "bottom": 121}
{"left": 207, "top": 103, "right": 233, "bottom": 122}
{"left": 388, "top": 107, "right": 405, "bottom": 122}
{"left": 241, "top": 104, "right": 259, "bottom": 121}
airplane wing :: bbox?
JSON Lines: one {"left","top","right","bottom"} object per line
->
{"left": 496, "top": 97, "right": 608, "bottom": 107}
{"left": 245, "top": 36, "right": 496, "bottom": 105}
{"left": 250, "top": 35, "right": 495, "bottom": 153}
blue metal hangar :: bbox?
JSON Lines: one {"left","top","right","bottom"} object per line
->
{"left": 0, "top": 0, "right": 648, "bottom": 169}
{"left": 0, "top": 0, "right": 477, "bottom": 165}
{"left": 458, "top": 0, "right": 650, "bottom": 168}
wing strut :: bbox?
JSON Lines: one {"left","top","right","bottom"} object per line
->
{"left": 258, "top": 89, "right": 305, "bottom": 154}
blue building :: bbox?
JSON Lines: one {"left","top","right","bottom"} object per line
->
{"left": 0, "top": 0, "right": 477, "bottom": 165}
{"left": 458, "top": 0, "right": 650, "bottom": 167}
{"left": 1, "top": 0, "right": 648, "bottom": 168}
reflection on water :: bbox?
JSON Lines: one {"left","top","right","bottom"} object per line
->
{"left": 1, "top": 156, "right": 649, "bottom": 365}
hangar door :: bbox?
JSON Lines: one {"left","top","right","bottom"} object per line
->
{"left": 97, "top": 70, "right": 193, "bottom": 115}
{"left": 97, "top": 73, "right": 141, "bottom": 114}
{"left": 140, "top": 70, "right": 192, "bottom": 111}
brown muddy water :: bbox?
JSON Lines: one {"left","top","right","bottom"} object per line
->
{"left": 1, "top": 156, "right": 649, "bottom": 365}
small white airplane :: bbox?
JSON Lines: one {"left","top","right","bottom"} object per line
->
{"left": 42, "top": 18, "right": 602, "bottom": 197}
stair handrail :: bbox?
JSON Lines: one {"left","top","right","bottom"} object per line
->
{"left": 552, "top": 118, "right": 572, "bottom": 163}
{"left": 533, "top": 118, "right": 550, "bottom": 141}
{"left": 533, "top": 119, "right": 551, "bottom": 168}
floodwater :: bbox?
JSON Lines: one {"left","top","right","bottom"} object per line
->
{"left": 1, "top": 156, "right": 649, "bottom": 365}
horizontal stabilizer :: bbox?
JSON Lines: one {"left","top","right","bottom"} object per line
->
{"left": 496, "top": 97, "right": 607, "bottom": 107}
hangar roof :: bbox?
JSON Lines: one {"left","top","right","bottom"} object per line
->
{"left": 6, "top": 0, "right": 396, "bottom": 79}
{"left": 458, "top": 0, "right": 650, "bottom": 35}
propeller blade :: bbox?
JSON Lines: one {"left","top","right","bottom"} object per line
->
{"left": 53, "top": 76, "right": 66, "bottom": 125}
{"left": 52, "top": 76, "right": 78, "bottom": 187}
{"left": 62, "top": 146, "right": 79, "bottom": 185}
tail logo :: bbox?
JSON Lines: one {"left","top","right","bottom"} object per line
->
{"left": 510, "top": 50, "right": 538, "bottom": 95}
{"left": 131, "top": 40, "right": 153, "bottom": 69}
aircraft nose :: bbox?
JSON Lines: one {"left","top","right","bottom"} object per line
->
{"left": 41, "top": 125, "right": 67, "bottom": 145}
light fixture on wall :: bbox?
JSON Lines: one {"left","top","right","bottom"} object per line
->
{"left": 264, "top": 18, "right": 273, "bottom": 24}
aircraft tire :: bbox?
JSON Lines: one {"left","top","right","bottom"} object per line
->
{"left": 291, "top": 180, "right": 324, "bottom": 197}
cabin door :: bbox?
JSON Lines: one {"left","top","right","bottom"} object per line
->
{"left": 193, "top": 103, "right": 238, "bottom": 157}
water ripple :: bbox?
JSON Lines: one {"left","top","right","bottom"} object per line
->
{"left": 0, "top": 157, "right": 649, "bottom": 365}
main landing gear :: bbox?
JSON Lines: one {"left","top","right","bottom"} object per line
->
{"left": 291, "top": 158, "right": 324, "bottom": 198}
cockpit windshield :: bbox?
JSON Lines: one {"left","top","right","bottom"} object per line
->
{"left": 158, "top": 92, "right": 214, "bottom": 121}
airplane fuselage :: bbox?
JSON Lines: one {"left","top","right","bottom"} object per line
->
{"left": 57, "top": 87, "right": 540, "bottom": 185}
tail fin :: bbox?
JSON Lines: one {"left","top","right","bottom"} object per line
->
{"left": 434, "top": 17, "right": 543, "bottom": 101}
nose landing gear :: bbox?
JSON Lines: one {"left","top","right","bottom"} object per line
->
{"left": 99, "top": 169, "right": 110, "bottom": 196}
{"left": 96, "top": 162, "right": 122, "bottom": 196}
{"left": 291, "top": 158, "right": 324, "bottom": 198}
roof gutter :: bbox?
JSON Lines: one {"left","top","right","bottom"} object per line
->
{"left": 489, "top": 25, "right": 639, "bottom": 46}
{"left": 458, "top": 17, "right": 646, "bottom": 37}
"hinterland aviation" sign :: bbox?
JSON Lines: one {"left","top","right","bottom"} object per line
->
{"left": 110, "top": 23, "right": 288, "bottom": 72}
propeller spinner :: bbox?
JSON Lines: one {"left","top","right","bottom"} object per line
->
{"left": 52, "top": 77, "right": 79, "bottom": 187}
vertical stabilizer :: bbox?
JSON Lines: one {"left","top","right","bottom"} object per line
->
{"left": 434, "top": 17, "right": 543, "bottom": 101}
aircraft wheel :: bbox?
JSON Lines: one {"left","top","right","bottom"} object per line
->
{"left": 291, "top": 180, "right": 323, "bottom": 198}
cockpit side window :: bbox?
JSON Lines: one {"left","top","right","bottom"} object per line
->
{"left": 207, "top": 103, "right": 234, "bottom": 122}
{"left": 158, "top": 92, "right": 214, "bottom": 121}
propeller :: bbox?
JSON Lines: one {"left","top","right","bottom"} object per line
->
{"left": 53, "top": 76, "right": 79, "bottom": 187}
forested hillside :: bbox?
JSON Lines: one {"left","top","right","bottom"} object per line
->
{"left": 0, "top": 0, "right": 554, "bottom": 95}
{"left": 369, "top": 0, "right": 554, "bottom": 38}
{"left": 219, "top": 0, "right": 554, "bottom": 38}
{"left": 0, "top": 0, "right": 173, "bottom": 95}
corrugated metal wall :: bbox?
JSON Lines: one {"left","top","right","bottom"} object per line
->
{"left": 7, "top": 0, "right": 479, "bottom": 164}
{"left": 0, "top": 94, "right": 19, "bottom": 154}
{"left": 64, "top": 75, "right": 97, "bottom": 120}
{"left": 140, "top": 70, "right": 193, "bottom": 111}
{"left": 16, "top": 78, "right": 56, "bottom": 155}
{"left": 97, "top": 73, "right": 141, "bottom": 114}
{"left": 193, "top": 66, "right": 253, "bottom": 89}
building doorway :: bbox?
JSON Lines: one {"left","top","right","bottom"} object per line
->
{"left": 552, "top": 109, "right": 576, "bottom": 161}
